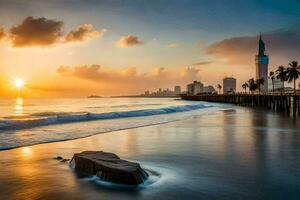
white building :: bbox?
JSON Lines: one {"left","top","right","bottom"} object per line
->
{"left": 186, "top": 81, "right": 204, "bottom": 95}
{"left": 223, "top": 77, "right": 236, "bottom": 94}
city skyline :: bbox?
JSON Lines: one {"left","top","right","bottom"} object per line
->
{"left": 0, "top": 0, "right": 300, "bottom": 97}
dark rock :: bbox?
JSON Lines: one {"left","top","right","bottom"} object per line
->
{"left": 70, "top": 151, "right": 148, "bottom": 185}
{"left": 61, "top": 158, "right": 70, "bottom": 163}
{"left": 54, "top": 156, "right": 63, "bottom": 160}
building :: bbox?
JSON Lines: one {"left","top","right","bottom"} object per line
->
{"left": 268, "top": 78, "right": 284, "bottom": 92}
{"left": 186, "top": 81, "right": 204, "bottom": 95}
{"left": 255, "top": 34, "right": 269, "bottom": 93}
{"left": 203, "top": 85, "right": 216, "bottom": 94}
{"left": 223, "top": 77, "right": 236, "bottom": 94}
{"left": 194, "top": 81, "right": 204, "bottom": 94}
{"left": 187, "top": 83, "right": 194, "bottom": 95}
{"left": 174, "top": 86, "right": 181, "bottom": 95}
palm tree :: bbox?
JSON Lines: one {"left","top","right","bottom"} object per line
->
{"left": 248, "top": 78, "right": 258, "bottom": 94}
{"left": 217, "top": 84, "right": 222, "bottom": 94}
{"left": 256, "top": 78, "right": 264, "bottom": 94}
{"left": 286, "top": 61, "right": 300, "bottom": 95}
{"left": 269, "top": 71, "right": 275, "bottom": 93}
{"left": 276, "top": 65, "right": 287, "bottom": 93}
{"left": 242, "top": 82, "right": 248, "bottom": 93}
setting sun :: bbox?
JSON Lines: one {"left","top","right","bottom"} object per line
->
{"left": 14, "top": 78, "right": 24, "bottom": 89}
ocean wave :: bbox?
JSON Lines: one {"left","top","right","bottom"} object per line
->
{"left": 85, "top": 103, "right": 162, "bottom": 109}
{"left": 0, "top": 104, "right": 212, "bottom": 131}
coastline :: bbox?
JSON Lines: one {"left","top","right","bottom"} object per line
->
{"left": 0, "top": 106, "right": 299, "bottom": 199}
{"left": 0, "top": 103, "right": 219, "bottom": 151}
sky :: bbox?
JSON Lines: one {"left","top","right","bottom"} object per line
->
{"left": 0, "top": 0, "right": 300, "bottom": 97}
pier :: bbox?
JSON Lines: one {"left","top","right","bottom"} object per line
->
{"left": 181, "top": 94, "right": 300, "bottom": 115}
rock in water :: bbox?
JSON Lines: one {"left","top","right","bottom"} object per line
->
{"left": 54, "top": 156, "right": 63, "bottom": 160}
{"left": 70, "top": 151, "right": 148, "bottom": 185}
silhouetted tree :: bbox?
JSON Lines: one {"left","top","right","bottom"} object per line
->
{"left": 276, "top": 65, "right": 287, "bottom": 93}
{"left": 286, "top": 61, "right": 300, "bottom": 95}
{"left": 256, "top": 78, "right": 264, "bottom": 94}
{"left": 242, "top": 82, "right": 249, "bottom": 93}
{"left": 217, "top": 84, "right": 222, "bottom": 94}
{"left": 248, "top": 78, "right": 258, "bottom": 94}
{"left": 269, "top": 71, "right": 275, "bottom": 93}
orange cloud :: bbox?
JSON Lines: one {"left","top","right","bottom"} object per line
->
{"left": 1, "top": 16, "right": 104, "bottom": 47}
{"left": 64, "top": 24, "right": 106, "bottom": 43}
{"left": 167, "top": 43, "right": 178, "bottom": 48}
{"left": 56, "top": 65, "right": 109, "bottom": 81}
{"left": 116, "top": 35, "right": 143, "bottom": 48}
{"left": 0, "top": 27, "right": 6, "bottom": 40}
{"left": 191, "top": 61, "right": 212, "bottom": 66}
{"left": 55, "top": 64, "right": 203, "bottom": 96}
{"left": 9, "top": 16, "right": 63, "bottom": 47}
{"left": 121, "top": 67, "right": 137, "bottom": 76}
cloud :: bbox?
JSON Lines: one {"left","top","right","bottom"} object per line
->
{"left": 191, "top": 61, "right": 212, "bottom": 66}
{"left": 56, "top": 64, "right": 203, "bottom": 95}
{"left": 0, "top": 27, "right": 6, "bottom": 40}
{"left": 0, "top": 16, "right": 104, "bottom": 47}
{"left": 181, "top": 67, "right": 201, "bottom": 81}
{"left": 56, "top": 64, "right": 109, "bottom": 81}
{"left": 167, "top": 43, "right": 178, "bottom": 48}
{"left": 206, "top": 30, "right": 300, "bottom": 68}
{"left": 64, "top": 24, "right": 106, "bottom": 43}
{"left": 116, "top": 35, "right": 143, "bottom": 48}
{"left": 121, "top": 67, "right": 137, "bottom": 76}
{"left": 153, "top": 67, "right": 166, "bottom": 76}
{"left": 9, "top": 16, "right": 63, "bottom": 47}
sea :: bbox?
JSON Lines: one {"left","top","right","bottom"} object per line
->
{"left": 0, "top": 97, "right": 299, "bottom": 200}
{"left": 0, "top": 97, "right": 219, "bottom": 150}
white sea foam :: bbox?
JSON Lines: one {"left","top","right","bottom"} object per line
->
{"left": 0, "top": 104, "right": 211, "bottom": 130}
{"left": 0, "top": 101, "right": 225, "bottom": 150}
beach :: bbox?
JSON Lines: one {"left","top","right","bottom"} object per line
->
{"left": 0, "top": 104, "right": 299, "bottom": 200}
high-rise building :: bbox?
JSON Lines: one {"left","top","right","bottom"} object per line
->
{"left": 193, "top": 81, "right": 203, "bottom": 94}
{"left": 174, "top": 86, "right": 181, "bottom": 95}
{"left": 186, "top": 81, "right": 204, "bottom": 95}
{"left": 255, "top": 34, "right": 269, "bottom": 93}
{"left": 223, "top": 77, "right": 236, "bottom": 94}
{"left": 187, "top": 83, "right": 194, "bottom": 95}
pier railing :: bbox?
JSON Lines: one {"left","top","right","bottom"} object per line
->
{"left": 181, "top": 94, "right": 300, "bottom": 115}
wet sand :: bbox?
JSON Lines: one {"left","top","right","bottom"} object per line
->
{"left": 0, "top": 107, "right": 299, "bottom": 200}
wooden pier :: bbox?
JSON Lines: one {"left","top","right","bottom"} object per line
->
{"left": 181, "top": 94, "right": 300, "bottom": 115}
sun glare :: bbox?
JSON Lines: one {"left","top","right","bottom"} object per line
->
{"left": 14, "top": 78, "right": 24, "bottom": 89}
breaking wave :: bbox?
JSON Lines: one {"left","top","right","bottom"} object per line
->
{"left": 0, "top": 104, "right": 212, "bottom": 131}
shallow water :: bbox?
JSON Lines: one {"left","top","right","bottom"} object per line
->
{"left": 0, "top": 105, "right": 299, "bottom": 200}
{"left": 0, "top": 98, "right": 217, "bottom": 149}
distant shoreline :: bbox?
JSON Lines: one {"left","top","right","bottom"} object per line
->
{"left": 110, "top": 95, "right": 180, "bottom": 98}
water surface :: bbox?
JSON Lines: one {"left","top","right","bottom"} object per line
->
{"left": 0, "top": 105, "right": 299, "bottom": 200}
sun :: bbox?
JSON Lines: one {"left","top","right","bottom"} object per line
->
{"left": 14, "top": 78, "right": 24, "bottom": 89}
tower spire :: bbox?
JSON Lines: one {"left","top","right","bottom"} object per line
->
{"left": 258, "top": 33, "right": 265, "bottom": 56}
{"left": 255, "top": 32, "right": 269, "bottom": 93}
